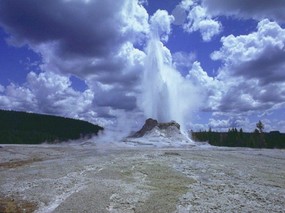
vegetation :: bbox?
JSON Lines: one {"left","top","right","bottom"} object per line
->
{"left": 0, "top": 109, "right": 103, "bottom": 144}
{"left": 192, "top": 121, "right": 285, "bottom": 149}
{"left": 256, "top": 120, "right": 264, "bottom": 133}
{"left": 0, "top": 196, "right": 37, "bottom": 213}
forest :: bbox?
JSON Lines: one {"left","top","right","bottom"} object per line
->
{"left": 0, "top": 110, "right": 103, "bottom": 144}
{"left": 192, "top": 123, "right": 285, "bottom": 149}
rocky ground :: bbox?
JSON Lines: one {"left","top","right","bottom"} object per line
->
{"left": 0, "top": 143, "right": 284, "bottom": 213}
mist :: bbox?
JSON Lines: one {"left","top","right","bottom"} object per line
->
{"left": 139, "top": 12, "right": 201, "bottom": 131}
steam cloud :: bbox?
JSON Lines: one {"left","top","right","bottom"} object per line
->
{"left": 139, "top": 10, "right": 201, "bottom": 131}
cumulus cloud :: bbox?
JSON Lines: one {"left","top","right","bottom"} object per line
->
{"left": 172, "top": 0, "right": 194, "bottom": 26}
{"left": 150, "top": 9, "right": 174, "bottom": 42}
{"left": 178, "top": 0, "right": 285, "bottom": 42}
{"left": 180, "top": 0, "right": 195, "bottom": 10}
{"left": 86, "top": 42, "right": 145, "bottom": 115}
{"left": 0, "top": 0, "right": 148, "bottom": 73}
{"left": 276, "top": 120, "right": 285, "bottom": 133}
{"left": 208, "top": 116, "right": 254, "bottom": 131}
{"left": 182, "top": 18, "right": 285, "bottom": 131}
{"left": 173, "top": 51, "right": 196, "bottom": 73}
{"left": 208, "top": 118, "right": 231, "bottom": 130}
{"left": 186, "top": 61, "right": 224, "bottom": 111}
{"left": 27, "top": 72, "right": 94, "bottom": 116}
{"left": 0, "top": 0, "right": 125, "bottom": 57}
{"left": 0, "top": 0, "right": 149, "bottom": 126}
{"left": 1, "top": 0, "right": 284, "bottom": 132}
{"left": 0, "top": 84, "right": 4, "bottom": 92}
{"left": 213, "top": 20, "right": 285, "bottom": 82}
{"left": 183, "top": 5, "right": 222, "bottom": 41}
{"left": 169, "top": 0, "right": 285, "bottom": 131}
{"left": 0, "top": 71, "right": 96, "bottom": 122}
{"left": 121, "top": 0, "right": 149, "bottom": 42}
{"left": 173, "top": 0, "right": 222, "bottom": 42}
{"left": 209, "top": 19, "right": 285, "bottom": 117}
{"left": 0, "top": 83, "right": 37, "bottom": 112}
{"left": 202, "top": 0, "right": 285, "bottom": 23}
{"left": 212, "top": 19, "right": 285, "bottom": 83}
{"left": 188, "top": 122, "right": 207, "bottom": 131}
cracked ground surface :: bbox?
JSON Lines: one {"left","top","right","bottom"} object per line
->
{"left": 0, "top": 144, "right": 284, "bottom": 213}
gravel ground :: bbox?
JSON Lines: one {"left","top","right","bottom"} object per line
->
{"left": 0, "top": 144, "right": 284, "bottom": 213}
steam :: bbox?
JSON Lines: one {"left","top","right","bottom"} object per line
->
{"left": 140, "top": 10, "right": 200, "bottom": 131}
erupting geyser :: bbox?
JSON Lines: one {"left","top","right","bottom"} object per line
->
{"left": 140, "top": 11, "right": 196, "bottom": 131}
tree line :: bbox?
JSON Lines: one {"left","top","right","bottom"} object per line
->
{"left": 191, "top": 121, "right": 285, "bottom": 149}
{"left": 0, "top": 110, "right": 103, "bottom": 144}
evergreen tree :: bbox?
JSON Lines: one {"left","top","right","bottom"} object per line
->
{"left": 256, "top": 120, "right": 264, "bottom": 133}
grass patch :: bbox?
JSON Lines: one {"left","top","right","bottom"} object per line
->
{"left": 0, "top": 158, "right": 42, "bottom": 169}
{"left": 135, "top": 163, "right": 196, "bottom": 213}
{"left": 163, "top": 152, "right": 181, "bottom": 156}
{"left": 0, "top": 196, "right": 37, "bottom": 213}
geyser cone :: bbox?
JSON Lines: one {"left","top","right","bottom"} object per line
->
{"left": 132, "top": 118, "right": 180, "bottom": 138}
{"left": 125, "top": 118, "right": 194, "bottom": 147}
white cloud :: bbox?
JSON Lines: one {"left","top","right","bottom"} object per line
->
{"left": 150, "top": 9, "right": 174, "bottom": 42}
{"left": 208, "top": 118, "right": 230, "bottom": 130}
{"left": 1, "top": 83, "right": 37, "bottom": 111}
{"left": 1, "top": 0, "right": 284, "bottom": 132}
{"left": 276, "top": 120, "right": 285, "bottom": 133}
{"left": 187, "top": 122, "right": 207, "bottom": 131}
{"left": 183, "top": 5, "right": 222, "bottom": 41}
{"left": 121, "top": 0, "right": 149, "bottom": 43}
{"left": 172, "top": 0, "right": 194, "bottom": 26}
{"left": 138, "top": 0, "right": 148, "bottom": 6}
{"left": 208, "top": 116, "right": 255, "bottom": 132}
{"left": 187, "top": 61, "right": 224, "bottom": 111}
{"left": 0, "top": 0, "right": 150, "bottom": 126}
{"left": 173, "top": 51, "right": 196, "bottom": 72}
{"left": 210, "top": 20, "right": 285, "bottom": 114}
{"left": 208, "top": 113, "right": 285, "bottom": 133}
{"left": 212, "top": 19, "right": 285, "bottom": 75}
{"left": 87, "top": 42, "right": 145, "bottom": 112}
{"left": 0, "top": 71, "right": 97, "bottom": 123}
{"left": 0, "top": 84, "right": 4, "bottom": 92}
{"left": 180, "top": 0, "right": 194, "bottom": 11}
{"left": 184, "top": 19, "right": 285, "bottom": 129}
{"left": 27, "top": 72, "right": 95, "bottom": 118}
{"left": 202, "top": 0, "right": 285, "bottom": 23}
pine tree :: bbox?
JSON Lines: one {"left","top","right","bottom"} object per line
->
{"left": 256, "top": 120, "right": 264, "bottom": 133}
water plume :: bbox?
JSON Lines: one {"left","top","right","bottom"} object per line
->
{"left": 140, "top": 12, "right": 200, "bottom": 131}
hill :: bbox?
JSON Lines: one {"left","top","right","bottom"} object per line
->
{"left": 0, "top": 110, "right": 103, "bottom": 144}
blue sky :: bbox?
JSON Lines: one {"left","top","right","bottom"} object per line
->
{"left": 0, "top": 0, "right": 285, "bottom": 132}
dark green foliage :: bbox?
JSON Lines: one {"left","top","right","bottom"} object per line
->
{"left": 256, "top": 120, "right": 264, "bottom": 133}
{"left": 192, "top": 129, "right": 285, "bottom": 149}
{"left": 0, "top": 110, "right": 103, "bottom": 144}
